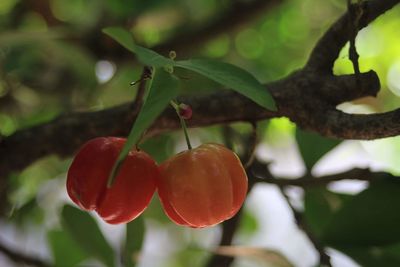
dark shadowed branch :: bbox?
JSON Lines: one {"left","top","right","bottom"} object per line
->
{"left": 306, "top": 0, "right": 400, "bottom": 72}
{"left": 249, "top": 158, "right": 386, "bottom": 266}
{"left": 131, "top": 66, "right": 153, "bottom": 113}
{"left": 278, "top": 186, "right": 332, "bottom": 267}
{"left": 0, "top": 69, "right": 381, "bottom": 180}
{"left": 249, "top": 159, "right": 386, "bottom": 187}
{"left": 206, "top": 210, "right": 244, "bottom": 267}
{"left": 206, "top": 178, "right": 258, "bottom": 267}
{"left": 207, "top": 159, "right": 394, "bottom": 267}
{"left": 0, "top": 238, "right": 51, "bottom": 267}
{"left": 206, "top": 124, "right": 259, "bottom": 267}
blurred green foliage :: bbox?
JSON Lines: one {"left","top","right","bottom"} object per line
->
{"left": 47, "top": 229, "right": 89, "bottom": 267}
{"left": 296, "top": 129, "right": 341, "bottom": 170}
{"left": 62, "top": 205, "right": 116, "bottom": 267}
{"left": 306, "top": 178, "right": 400, "bottom": 267}
{"left": 124, "top": 217, "right": 145, "bottom": 267}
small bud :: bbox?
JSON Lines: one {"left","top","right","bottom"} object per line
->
{"left": 169, "top": 50, "right": 177, "bottom": 60}
{"left": 164, "top": 65, "right": 174, "bottom": 74}
{"left": 178, "top": 103, "right": 192, "bottom": 120}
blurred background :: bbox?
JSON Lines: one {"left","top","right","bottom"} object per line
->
{"left": 1, "top": 0, "right": 400, "bottom": 266}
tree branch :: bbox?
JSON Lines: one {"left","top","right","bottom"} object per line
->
{"left": 307, "top": 0, "right": 400, "bottom": 72}
{"left": 249, "top": 160, "right": 385, "bottom": 187}
{"left": 131, "top": 66, "right": 152, "bottom": 112}
{"left": 206, "top": 173, "right": 258, "bottom": 267}
{"left": 248, "top": 160, "right": 393, "bottom": 266}
{"left": 205, "top": 128, "right": 260, "bottom": 267}
{"left": 206, "top": 210, "right": 243, "bottom": 267}
{"left": 0, "top": 67, "right": 382, "bottom": 181}
{"left": 278, "top": 186, "right": 332, "bottom": 266}
{"left": 0, "top": 238, "right": 51, "bottom": 267}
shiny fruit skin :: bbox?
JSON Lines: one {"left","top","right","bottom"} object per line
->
{"left": 157, "top": 143, "right": 248, "bottom": 228}
{"left": 66, "top": 137, "right": 158, "bottom": 224}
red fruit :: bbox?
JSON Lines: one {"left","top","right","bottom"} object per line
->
{"left": 157, "top": 143, "right": 248, "bottom": 228}
{"left": 178, "top": 103, "right": 192, "bottom": 120}
{"left": 66, "top": 137, "right": 158, "bottom": 224}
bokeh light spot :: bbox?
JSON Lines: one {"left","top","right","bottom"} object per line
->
{"left": 203, "top": 34, "right": 230, "bottom": 58}
{"left": 0, "top": 0, "right": 17, "bottom": 15}
{"left": 95, "top": 60, "right": 116, "bottom": 84}
{"left": 235, "top": 29, "right": 264, "bottom": 59}
{"left": 0, "top": 113, "right": 17, "bottom": 136}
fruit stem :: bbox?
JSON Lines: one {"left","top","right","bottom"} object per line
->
{"left": 170, "top": 100, "right": 192, "bottom": 150}
{"left": 180, "top": 116, "right": 192, "bottom": 150}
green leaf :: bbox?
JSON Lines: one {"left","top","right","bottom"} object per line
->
{"left": 322, "top": 178, "right": 400, "bottom": 247}
{"left": 102, "top": 27, "right": 136, "bottom": 53}
{"left": 337, "top": 244, "right": 400, "bottom": 267}
{"left": 48, "top": 229, "right": 88, "bottom": 267}
{"left": 305, "top": 180, "right": 400, "bottom": 266}
{"left": 61, "top": 205, "right": 115, "bottom": 267}
{"left": 295, "top": 128, "right": 341, "bottom": 169}
{"left": 110, "top": 69, "right": 179, "bottom": 183}
{"left": 139, "top": 133, "right": 175, "bottom": 164}
{"left": 105, "top": 0, "right": 164, "bottom": 18}
{"left": 142, "top": 196, "right": 171, "bottom": 224}
{"left": 102, "top": 29, "right": 276, "bottom": 110}
{"left": 102, "top": 27, "right": 172, "bottom": 67}
{"left": 123, "top": 217, "right": 145, "bottom": 267}
{"left": 9, "top": 199, "right": 44, "bottom": 225}
{"left": 105, "top": 0, "right": 138, "bottom": 18}
{"left": 174, "top": 59, "right": 276, "bottom": 110}
{"left": 136, "top": 46, "right": 173, "bottom": 68}
{"left": 238, "top": 209, "right": 259, "bottom": 236}
{"left": 304, "top": 188, "right": 351, "bottom": 238}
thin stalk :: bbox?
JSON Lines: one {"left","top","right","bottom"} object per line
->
{"left": 170, "top": 100, "right": 192, "bottom": 150}
{"left": 180, "top": 116, "right": 192, "bottom": 150}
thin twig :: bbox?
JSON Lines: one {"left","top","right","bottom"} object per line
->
{"left": 222, "top": 126, "right": 235, "bottom": 151}
{"left": 130, "top": 66, "right": 152, "bottom": 149}
{"left": 347, "top": 0, "right": 362, "bottom": 80}
{"left": 206, "top": 182, "right": 256, "bottom": 267}
{"left": 209, "top": 124, "right": 256, "bottom": 267}
{"left": 277, "top": 186, "right": 332, "bottom": 267}
{"left": 307, "top": 0, "right": 399, "bottom": 71}
{"left": 206, "top": 210, "right": 244, "bottom": 267}
{"left": 222, "top": 122, "right": 258, "bottom": 167}
{"left": 249, "top": 162, "right": 383, "bottom": 187}
{"left": 0, "top": 238, "right": 51, "bottom": 267}
{"left": 243, "top": 122, "right": 258, "bottom": 168}
{"left": 251, "top": 161, "right": 332, "bottom": 265}
{"left": 131, "top": 66, "right": 152, "bottom": 113}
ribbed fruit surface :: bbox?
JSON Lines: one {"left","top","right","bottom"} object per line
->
{"left": 67, "top": 137, "right": 158, "bottom": 224}
{"left": 157, "top": 143, "right": 248, "bottom": 228}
